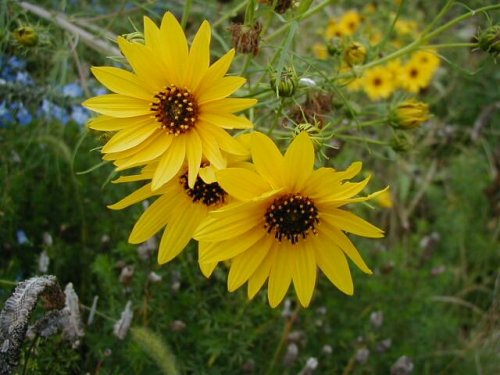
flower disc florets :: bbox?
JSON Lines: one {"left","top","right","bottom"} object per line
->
{"left": 151, "top": 85, "right": 198, "bottom": 135}
{"left": 179, "top": 173, "right": 226, "bottom": 207}
{"left": 264, "top": 193, "right": 319, "bottom": 244}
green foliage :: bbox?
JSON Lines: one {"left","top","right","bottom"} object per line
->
{"left": 1, "top": 0, "right": 498, "bottom": 374}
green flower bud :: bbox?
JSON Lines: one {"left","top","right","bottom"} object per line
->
{"left": 477, "top": 25, "right": 500, "bottom": 57}
{"left": 270, "top": 67, "right": 299, "bottom": 98}
{"left": 122, "top": 31, "right": 145, "bottom": 44}
{"left": 390, "top": 133, "right": 412, "bottom": 153}
{"left": 343, "top": 42, "right": 366, "bottom": 66}
{"left": 390, "top": 99, "right": 431, "bottom": 129}
{"left": 12, "top": 26, "right": 38, "bottom": 47}
{"left": 327, "top": 38, "right": 343, "bottom": 56}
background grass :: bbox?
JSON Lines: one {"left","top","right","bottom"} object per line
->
{"left": 1, "top": 0, "right": 498, "bottom": 374}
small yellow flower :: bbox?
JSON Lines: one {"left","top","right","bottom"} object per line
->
{"left": 339, "top": 64, "right": 363, "bottom": 92}
{"left": 325, "top": 21, "right": 350, "bottom": 40}
{"left": 385, "top": 58, "right": 403, "bottom": 86}
{"left": 313, "top": 43, "right": 328, "bottom": 60}
{"left": 392, "top": 99, "right": 431, "bottom": 129}
{"left": 339, "top": 10, "right": 362, "bottom": 36}
{"left": 362, "top": 66, "right": 395, "bottom": 100}
{"left": 410, "top": 49, "right": 440, "bottom": 74}
{"left": 195, "top": 132, "right": 386, "bottom": 308}
{"left": 394, "top": 19, "right": 419, "bottom": 36}
{"left": 83, "top": 13, "right": 256, "bottom": 191}
{"left": 398, "top": 60, "right": 433, "bottom": 93}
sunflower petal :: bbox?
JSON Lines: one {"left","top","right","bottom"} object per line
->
{"left": 284, "top": 131, "right": 314, "bottom": 191}
{"left": 158, "top": 203, "right": 206, "bottom": 264}
{"left": 114, "top": 132, "right": 173, "bottom": 171}
{"left": 88, "top": 115, "right": 151, "bottom": 131}
{"left": 201, "top": 98, "right": 257, "bottom": 113}
{"left": 200, "top": 113, "right": 253, "bottom": 129}
{"left": 196, "top": 124, "right": 227, "bottom": 168}
{"left": 322, "top": 209, "right": 384, "bottom": 238}
{"left": 117, "top": 37, "right": 166, "bottom": 91}
{"left": 128, "top": 194, "right": 179, "bottom": 244}
{"left": 195, "top": 201, "right": 263, "bottom": 242}
{"left": 198, "top": 77, "right": 246, "bottom": 104}
{"left": 199, "top": 226, "right": 266, "bottom": 264}
{"left": 268, "top": 244, "right": 294, "bottom": 308}
{"left": 185, "top": 20, "right": 211, "bottom": 89}
{"left": 195, "top": 49, "right": 235, "bottom": 94}
{"left": 248, "top": 248, "right": 275, "bottom": 299}
{"left": 216, "top": 168, "right": 271, "bottom": 201}
{"left": 293, "top": 246, "right": 317, "bottom": 307}
{"left": 313, "top": 238, "right": 354, "bottom": 295}
{"left": 91, "top": 67, "right": 152, "bottom": 101}
{"left": 102, "top": 122, "right": 159, "bottom": 153}
{"left": 107, "top": 183, "right": 155, "bottom": 210}
{"left": 198, "top": 123, "right": 248, "bottom": 155}
{"left": 324, "top": 176, "right": 371, "bottom": 202}
{"left": 160, "top": 12, "right": 188, "bottom": 86}
{"left": 152, "top": 137, "right": 186, "bottom": 190}
{"left": 322, "top": 224, "right": 372, "bottom": 274}
{"left": 83, "top": 94, "right": 151, "bottom": 118}
{"left": 251, "top": 132, "right": 284, "bottom": 189}
{"left": 186, "top": 130, "right": 202, "bottom": 188}
{"left": 228, "top": 235, "right": 272, "bottom": 292}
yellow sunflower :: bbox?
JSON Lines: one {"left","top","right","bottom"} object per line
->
{"left": 195, "top": 132, "right": 386, "bottom": 308}
{"left": 362, "top": 66, "right": 395, "bottom": 100}
{"left": 108, "top": 156, "right": 248, "bottom": 266}
{"left": 83, "top": 12, "right": 256, "bottom": 190}
{"left": 339, "top": 10, "right": 362, "bottom": 36}
{"left": 410, "top": 49, "right": 440, "bottom": 74}
{"left": 398, "top": 60, "right": 433, "bottom": 93}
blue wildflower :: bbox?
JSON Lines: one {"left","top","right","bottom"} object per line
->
{"left": 16, "top": 230, "right": 29, "bottom": 245}
{"left": 71, "top": 105, "right": 91, "bottom": 126}
{"left": 63, "top": 82, "right": 84, "bottom": 98}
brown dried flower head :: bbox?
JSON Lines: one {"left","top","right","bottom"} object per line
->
{"left": 229, "top": 22, "right": 262, "bottom": 55}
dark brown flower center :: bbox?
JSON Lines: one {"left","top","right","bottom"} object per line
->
{"left": 179, "top": 173, "right": 226, "bottom": 207}
{"left": 151, "top": 85, "right": 198, "bottom": 135}
{"left": 373, "top": 77, "right": 383, "bottom": 87}
{"left": 409, "top": 68, "right": 419, "bottom": 78}
{"left": 264, "top": 194, "right": 319, "bottom": 244}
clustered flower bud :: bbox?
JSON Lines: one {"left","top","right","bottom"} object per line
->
{"left": 270, "top": 67, "right": 299, "bottom": 97}
{"left": 391, "top": 99, "right": 430, "bottom": 129}
{"left": 12, "top": 26, "right": 39, "bottom": 47}
{"left": 477, "top": 25, "right": 500, "bottom": 57}
{"left": 343, "top": 42, "right": 366, "bottom": 66}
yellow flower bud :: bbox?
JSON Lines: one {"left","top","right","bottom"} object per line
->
{"left": 392, "top": 100, "right": 430, "bottom": 129}
{"left": 343, "top": 42, "right": 366, "bottom": 66}
{"left": 12, "top": 26, "right": 38, "bottom": 47}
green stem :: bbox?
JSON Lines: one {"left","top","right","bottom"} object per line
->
{"left": 374, "top": 0, "right": 405, "bottom": 53}
{"left": 335, "top": 135, "right": 387, "bottom": 145}
{"left": 0, "top": 279, "right": 17, "bottom": 286}
{"left": 265, "top": 306, "right": 300, "bottom": 375}
{"left": 421, "top": 0, "right": 455, "bottom": 36}
{"left": 424, "top": 42, "right": 478, "bottom": 49}
{"left": 181, "top": 0, "right": 193, "bottom": 28}
{"left": 336, "top": 119, "right": 386, "bottom": 133}
{"left": 263, "top": 0, "right": 333, "bottom": 42}
{"left": 213, "top": 0, "right": 249, "bottom": 28}
{"left": 422, "top": 4, "right": 500, "bottom": 43}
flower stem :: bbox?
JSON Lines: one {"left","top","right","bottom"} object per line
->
{"left": 181, "top": 0, "right": 193, "bottom": 28}
{"left": 422, "top": 4, "right": 500, "bottom": 43}
{"left": 265, "top": 305, "right": 300, "bottom": 375}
